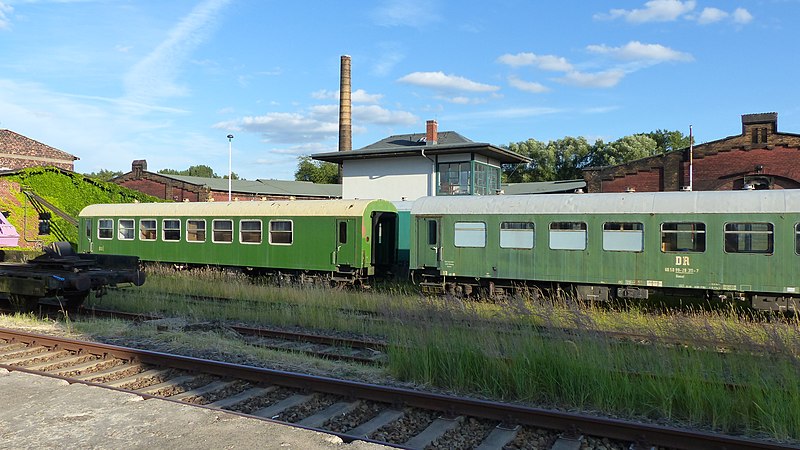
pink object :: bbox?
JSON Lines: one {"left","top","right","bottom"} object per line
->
{"left": 0, "top": 212, "right": 20, "bottom": 247}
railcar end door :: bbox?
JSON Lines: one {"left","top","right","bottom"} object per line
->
{"left": 417, "top": 217, "right": 441, "bottom": 268}
{"left": 335, "top": 218, "right": 358, "bottom": 268}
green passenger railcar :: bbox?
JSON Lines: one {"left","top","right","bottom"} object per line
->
{"left": 78, "top": 199, "right": 398, "bottom": 283}
{"left": 410, "top": 190, "right": 800, "bottom": 311}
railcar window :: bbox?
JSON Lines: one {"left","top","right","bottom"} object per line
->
{"left": 661, "top": 222, "right": 705, "bottom": 252}
{"left": 500, "top": 222, "right": 534, "bottom": 249}
{"left": 427, "top": 220, "right": 438, "bottom": 246}
{"left": 213, "top": 220, "right": 233, "bottom": 243}
{"left": 270, "top": 220, "right": 293, "bottom": 245}
{"left": 549, "top": 222, "right": 586, "bottom": 250}
{"left": 163, "top": 219, "right": 181, "bottom": 241}
{"left": 724, "top": 222, "right": 773, "bottom": 254}
{"left": 240, "top": 220, "right": 262, "bottom": 244}
{"left": 140, "top": 219, "right": 156, "bottom": 241}
{"left": 118, "top": 219, "right": 135, "bottom": 240}
{"left": 603, "top": 222, "right": 644, "bottom": 252}
{"left": 796, "top": 224, "right": 800, "bottom": 255}
{"left": 98, "top": 219, "right": 113, "bottom": 240}
{"left": 339, "top": 222, "right": 348, "bottom": 244}
{"left": 269, "top": 220, "right": 293, "bottom": 245}
{"left": 454, "top": 222, "right": 486, "bottom": 248}
{"left": 187, "top": 219, "right": 206, "bottom": 242}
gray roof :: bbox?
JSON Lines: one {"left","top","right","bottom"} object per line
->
{"left": 411, "top": 189, "right": 800, "bottom": 216}
{"left": 158, "top": 174, "right": 341, "bottom": 198}
{"left": 312, "top": 131, "right": 529, "bottom": 164}
{"left": 502, "top": 180, "right": 586, "bottom": 195}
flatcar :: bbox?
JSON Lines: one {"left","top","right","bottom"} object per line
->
{"left": 409, "top": 190, "right": 800, "bottom": 311}
{"left": 77, "top": 199, "right": 398, "bottom": 285}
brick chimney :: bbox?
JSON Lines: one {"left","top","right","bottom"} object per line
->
{"left": 338, "top": 55, "right": 352, "bottom": 152}
{"left": 132, "top": 160, "right": 147, "bottom": 178}
{"left": 426, "top": 120, "right": 438, "bottom": 146}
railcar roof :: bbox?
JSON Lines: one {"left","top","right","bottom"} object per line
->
{"left": 411, "top": 190, "right": 800, "bottom": 215}
{"left": 79, "top": 199, "right": 396, "bottom": 218}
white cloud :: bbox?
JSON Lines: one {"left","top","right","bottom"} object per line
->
{"left": 497, "top": 52, "right": 573, "bottom": 72}
{"left": 0, "top": 2, "right": 12, "bottom": 30}
{"left": 558, "top": 69, "right": 626, "bottom": 88}
{"left": 397, "top": 71, "right": 500, "bottom": 92}
{"left": 732, "top": 8, "right": 753, "bottom": 24}
{"left": 508, "top": 76, "right": 549, "bottom": 93}
{"left": 595, "top": 0, "right": 696, "bottom": 23}
{"left": 311, "top": 89, "right": 383, "bottom": 104}
{"left": 371, "top": 0, "right": 439, "bottom": 27}
{"left": 123, "top": 0, "right": 232, "bottom": 109}
{"left": 587, "top": 41, "right": 693, "bottom": 62}
{"left": 697, "top": 7, "right": 727, "bottom": 24}
{"left": 353, "top": 104, "right": 418, "bottom": 124}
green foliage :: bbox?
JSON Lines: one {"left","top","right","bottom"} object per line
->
{"left": 503, "top": 129, "right": 691, "bottom": 182}
{"left": 295, "top": 156, "right": 340, "bottom": 184}
{"left": 158, "top": 165, "right": 241, "bottom": 180}
{"left": 84, "top": 169, "right": 123, "bottom": 181}
{"left": 3, "top": 167, "right": 162, "bottom": 246}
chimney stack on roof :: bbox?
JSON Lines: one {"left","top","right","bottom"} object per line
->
{"left": 338, "top": 55, "right": 352, "bottom": 152}
{"left": 426, "top": 120, "right": 438, "bottom": 146}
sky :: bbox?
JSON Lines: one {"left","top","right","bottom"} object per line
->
{"left": 1, "top": 0, "right": 798, "bottom": 181}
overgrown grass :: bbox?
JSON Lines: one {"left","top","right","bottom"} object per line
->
{"left": 84, "top": 266, "right": 800, "bottom": 441}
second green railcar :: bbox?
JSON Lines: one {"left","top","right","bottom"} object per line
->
{"left": 410, "top": 190, "right": 800, "bottom": 311}
{"left": 78, "top": 199, "right": 398, "bottom": 284}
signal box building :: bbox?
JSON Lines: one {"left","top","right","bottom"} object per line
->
{"left": 312, "top": 120, "right": 530, "bottom": 201}
{"left": 583, "top": 113, "right": 800, "bottom": 192}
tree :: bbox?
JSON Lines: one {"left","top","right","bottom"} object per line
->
{"left": 502, "top": 137, "right": 591, "bottom": 182}
{"left": 84, "top": 169, "right": 122, "bottom": 181}
{"left": 640, "top": 129, "right": 691, "bottom": 154}
{"left": 157, "top": 165, "right": 241, "bottom": 180}
{"left": 295, "top": 156, "right": 340, "bottom": 184}
{"left": 590, "top": 134, "right": 658, "bottom": 167}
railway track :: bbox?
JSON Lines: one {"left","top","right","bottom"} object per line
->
{"left": 0, "top": 328, "right": 791, "bottom": 450}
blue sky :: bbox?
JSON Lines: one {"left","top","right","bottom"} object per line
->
{"left": 1, "top": 0, "right": 797, "bottom": 181}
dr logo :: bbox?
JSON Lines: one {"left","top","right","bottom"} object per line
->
{"left": 675, "top": 256, "right": 690, "bottom": 266}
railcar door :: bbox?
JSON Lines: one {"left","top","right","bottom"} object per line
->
{"left": 416, "top": 217, "right": 441, "bottom": 268}
{"left": 334, "top": 218, "right": 358, "bottom": 268}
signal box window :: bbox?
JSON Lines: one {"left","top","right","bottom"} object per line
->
{"left": 661, "top": 222, "right": 705, "bottom": 252}
{"left": 500, "top": 222, "right": 534, "bottom": 249}
{"left": 163, "top": 219, "right": 181, "bottom": 241}
{"left": 603, "top": 222, "right": 644, "bottom": 252}
{"left": 187, "top": 219, "right": 206, "bottom": 242}
{"left": 140, "top": 219, "right": 156, "bottom": 241}
{"left": 118, "top": 219, "right": 135, "bottom": 240}
{"left": 454, "top": 222, "right": 486, "bottom": 248}
{"left": 549, "top": 222, "right": 586, "bottom": 250}
{"left": 213, "top": 220, "right": 233, "bottom": 243}
{"left": 725, "top": 222, "right": 773, "bottom": 254}
{"left": 270, "top": 220, "right": 293, "bottom": 245}
{"left": 98, "top": 219, "right": 113, "bottom": 240}
{"left": 240, "top": 220, "right": 262, "bottom": 244}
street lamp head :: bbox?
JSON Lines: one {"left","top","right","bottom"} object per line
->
{"left": 227, "top": 134, "right": 234, "bottom": 140}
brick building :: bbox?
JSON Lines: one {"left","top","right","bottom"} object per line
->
{"left": 114, "top": 160, "right": 340, "bottom": 201}
{"left": 0, "top": 130, "right": 78, "bottom": 171}
{"left": 583, "top": 113, "right": 800, "bottom": 192}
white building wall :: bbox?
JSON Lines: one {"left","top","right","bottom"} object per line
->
{"left": 342, "top": 156, "right": 435, "bottom": 200}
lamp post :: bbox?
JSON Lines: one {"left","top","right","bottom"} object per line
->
{"left": 227, "top": 134, "right": 234, "bottom": 201}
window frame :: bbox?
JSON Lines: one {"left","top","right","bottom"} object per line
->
{"left": 186, "top": 219, "right": 206, "bottom": 243}
{"left": 549, "top": 221, "right": 587, "bottom": 250}
{"left": 162, "top": 219, "right": 181, "bottom": 242}
{"left": 269, "top": 220, "right": 293, "bottom": 245}
{"left": 212, "top": 219, "right": 234, "bottom": 244}
{"left": 660, "top": 222, "right": 706, "bottom": 253}
{"left": 140, "top": 219, "right": 157, "bottom": 241}
{"left": 724, "top": 222, "right": 774, "bottom": 254}
{"left": 118, "top": 219, "right": 135, "bottom": 241}
{"left": 499, "top": 221, "right": 535, "bottom": 249}
{"left": 454, "top": 221, "right": 486, "bottom": 248}
{"left": 602, "top": 221, "right": 644, "bottom": 252}
{"left": 240, "top": 219, "right": 262, "bottom": 244}
{"left": 98, "top": 218, "right": 114, "bottom": 240}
